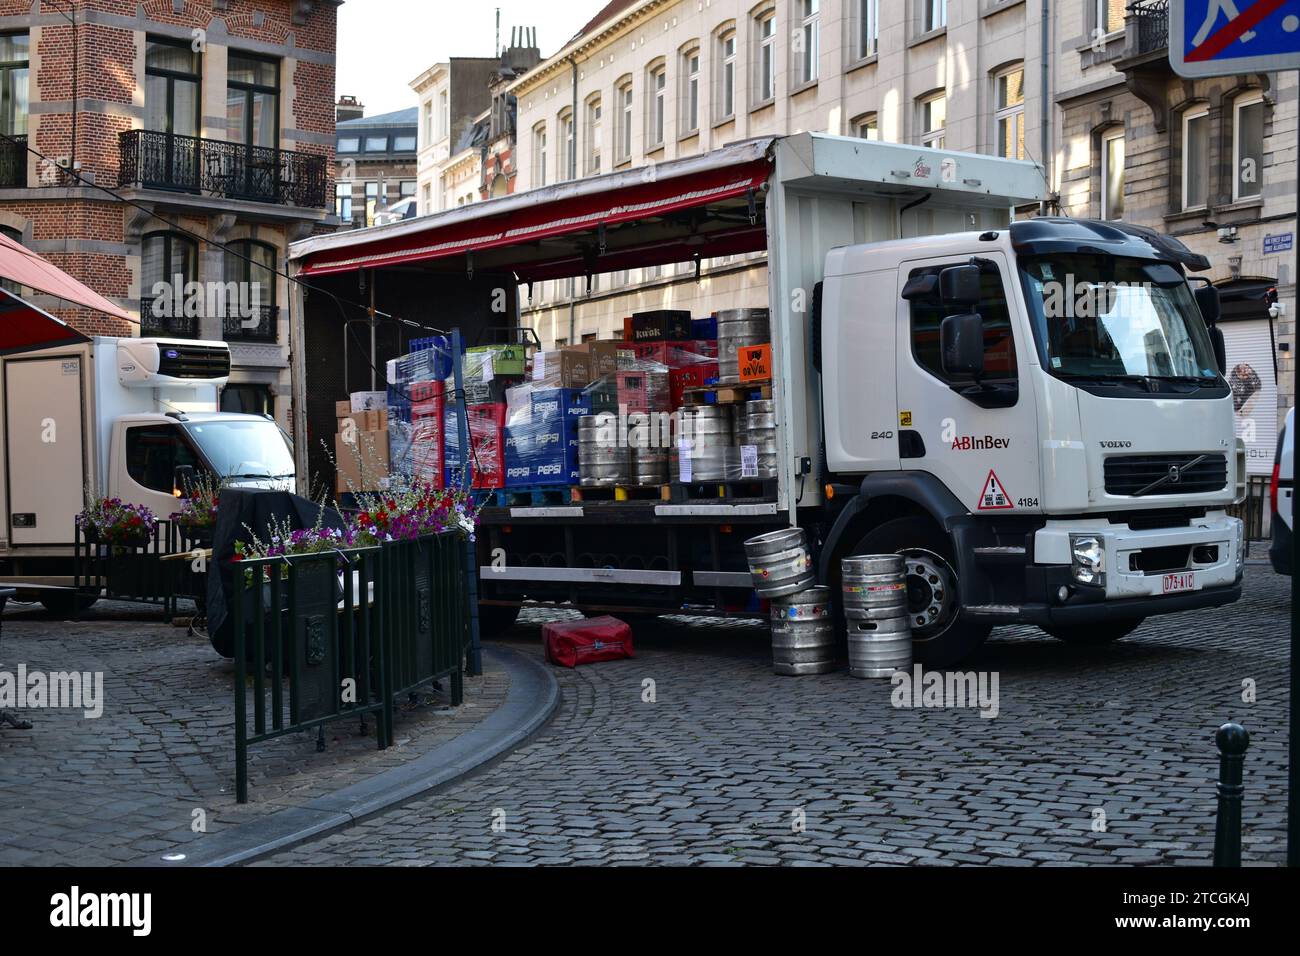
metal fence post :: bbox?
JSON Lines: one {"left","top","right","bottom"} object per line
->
{"left": 451, "top": 326, "right": 483, "bottom": 677}
{"left": 1214, "top": 721, "right": 1249, "bottom": 867}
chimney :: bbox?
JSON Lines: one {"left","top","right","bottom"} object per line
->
{"left": 336, "top": 95, "right": 364, "bottom": 123}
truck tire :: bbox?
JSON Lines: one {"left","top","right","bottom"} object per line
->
{"left": 847, "top": 516, "right": 992, "bottom": 667}
{"left": 39, "top": 593, "right": 99, "bottom": 617}
{"left": 477, "top": 602, "right": 521, "bottom": 637}
{"left": 1043, "top": 617, "right": 1145, "bottom": 645}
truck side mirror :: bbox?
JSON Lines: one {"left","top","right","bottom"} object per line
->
{"left": 1208, "top": 324, "right": 1227, "bottom": 377}
{"left": 939, "top": 264, "right": 982, "bottom": 306}
{"left": 1194, "top": 284, "right": 1221, "bottom": 324}
{"left": 940, "top": 312, "right": 985, "bottom": 378}
{"left": 173, "top": 464, "right": 195, "bottom": 498}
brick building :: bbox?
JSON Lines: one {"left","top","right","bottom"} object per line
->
{"left": 0, "top": 0, "right": 340, "bottom": 429}
{"left": 334, "top": 99, "right": 418, "bottom": 228}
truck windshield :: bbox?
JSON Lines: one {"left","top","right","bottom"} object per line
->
{"left": 182, "top": 419, "right": 295, "bottom": 479}
{"left": 1018, "top": 255, "right": 1220, "bottom": 383}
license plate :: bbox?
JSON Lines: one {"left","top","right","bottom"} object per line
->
{"left": 1162, "top": 571, "right": 1198, "bottom": 594}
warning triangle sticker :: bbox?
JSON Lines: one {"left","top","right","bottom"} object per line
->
{"left": 977, "top": 469, "right": 1013, "bottom": 510}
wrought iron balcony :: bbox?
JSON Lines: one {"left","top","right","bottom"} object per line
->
{"left": 1128, "top": 0, "right": 1169, "bottom": 56}
{"left": 222, "top": 304, "right": 280, "bottom": 344}
{"left": 139, "top": 299, "right": 199, "bottom": 339}
{"left": 0, "top": 135, "right": 27, "bottom": 188}
{"left": 118, "top": 129, "right": 328, "bottom": 208}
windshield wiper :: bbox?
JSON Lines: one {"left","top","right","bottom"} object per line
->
{"left": 226, "top": 472, "right": 294, "bottom": 480}
{"left": 1057, "top": 372, "right": 1155, "bottom": 392}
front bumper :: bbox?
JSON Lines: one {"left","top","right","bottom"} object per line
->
{"left": 1019, "top": 511, "right": 1243, "bottom": 624}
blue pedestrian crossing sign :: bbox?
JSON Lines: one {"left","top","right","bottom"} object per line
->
{"left": 1171, "top": 0, "right": 1300, "bottom": 77}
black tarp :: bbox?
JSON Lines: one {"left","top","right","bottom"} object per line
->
{"left": 206, "top": 488, "right": 347, "bottom": 658}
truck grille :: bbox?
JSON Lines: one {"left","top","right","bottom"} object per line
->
{"left": 1104, "top": 454, "right": 1228, "bottom": 496}
{"left": 156, "top": 343, "right": 231, "bottom": 380}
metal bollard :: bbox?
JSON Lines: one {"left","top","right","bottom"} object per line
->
{"left": 1213, "top": 722, "right": 1250, "bottom": 867}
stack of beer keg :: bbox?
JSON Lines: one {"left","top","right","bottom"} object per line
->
{"left": 743, "top": 528, "right": 834, "bottom": 675}
{"left": 840, "top": 554, "right": 913, "bottom": 678}
{"left": 670, "top": 404, "right": 733, "bottom": 482}
{"left": 628, "top": 411, "right": 668, "bottom": 486}
{"left": 577, "top": 413, "right": 629, "bottom": 486}
{"left": 717, "top": 308, "right": 770, "bottom": 385}
{"left": 736, "top": 399, "right": 778, "bottom": 479}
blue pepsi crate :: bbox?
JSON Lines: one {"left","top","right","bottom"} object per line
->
{"left": 691, "top": 316, "right": 717, "bottom": 340}
{"left": 530, "top": 387, "right": 592, "bottom": 423}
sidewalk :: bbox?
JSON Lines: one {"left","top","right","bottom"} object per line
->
{"left": 0, "top": 600, "right": 553, "bottom": 866}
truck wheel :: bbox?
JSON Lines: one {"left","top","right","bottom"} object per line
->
{"left": 848, "top": 517, "right": 992, "bottom": 667}
{"left": 39, "top": 593, "right": 99, "bottom": 617}
{"left": 477, "top": 602, "right": 521, "bottom": 637}
{"left": 1043, "top": 617, "right": 1145, "bottom": 645}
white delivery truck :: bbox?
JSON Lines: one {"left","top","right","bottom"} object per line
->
{"left": 287, "top": 133, "right": 1245, "bottom": 665}
{"left": 0, "top": 335, "right": 295, "bottom": 611}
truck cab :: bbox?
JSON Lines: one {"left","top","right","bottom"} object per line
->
{"left": 819, "top": 218, "right": 1245, "bottom": 663}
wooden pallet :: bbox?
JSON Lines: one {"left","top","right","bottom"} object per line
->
{"left": 681, "top": 381, "right": 772, "bottom": 405}
{"left": 669, "top": 477, "right": 778, "bottom": 502}
{"left": 477, "top": 485, "right": 572, "bottom": 507}
{"left": 570, "top": 483, "right": 672, "bottom": 502}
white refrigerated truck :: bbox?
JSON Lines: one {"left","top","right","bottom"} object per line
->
{"left": 0, "top": 335, "right": 296, "bottom": 611}
{"left": 288, "top": 133, "right": 1246, "bottom": 664}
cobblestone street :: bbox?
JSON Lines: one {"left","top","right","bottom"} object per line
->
{"left": 262, "top": 565, "right": 1292, "bottom": 867}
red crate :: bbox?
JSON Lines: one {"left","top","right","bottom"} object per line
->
{"left": 669, "top": 360, "right": 719, "bottom": 409}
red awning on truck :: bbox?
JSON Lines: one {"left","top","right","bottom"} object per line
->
{"left": 0, "top": 231, "right": 132, "bottom": 322}
{"left": 0, "top": 288, "right": 89, "bottom": 355}
{"left": 293, "top": 138, "right": 775, "bottom": 281}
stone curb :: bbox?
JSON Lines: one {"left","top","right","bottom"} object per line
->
{"left": 143, "top": 644, "right": 557, "bottom": 867}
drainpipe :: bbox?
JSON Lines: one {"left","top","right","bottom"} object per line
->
{"left": 568, "top": 56, "right": 578, "bottom": 344}
{"left": 1039, "top": 0, "right": 1050, "bottom": 216}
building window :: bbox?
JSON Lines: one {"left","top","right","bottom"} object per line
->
{"left": 364, "top": 181, "right": 379, "bottom": 226}
{"left": 223, "top": 239, "right": 276, "bottom": 338}
{"left": 853, "top": 113, "right": 879, "bottom": 139}
{"left": 0, "top": 224, "right": 22, "bottom": 294}
{"left": 1096, "top": 0, "right": 1125, "bottom": 36}
{"left": 718, "top": 30, "right": 737, "bottom": 119}
{"left": 682, "top": 48, "right": 700, "bottom": 134}
{"left": 559, "top": 109, "right": 574, "bottom": 180}
{"left": 533, "top": 123, "right": 547, "bottom": 186}
{"left": 857, "top": 0, "right": 879, "bottom": 59}
{"left": 616, "top": 78, "right": 633, "bottom": 161}
{"left": 438, "top": 90, "right": 449, "bottom": 139}
{"left": 924, "top": 0, "right": 948, "bottom": 32}
{"left": 394, "top": 135, "right": 416, "bottom": 152}
{"left": 585, "top": 96, "right": 602, "bottom": 175}
{"left": 335, "top": 181, "right": 353, "bottom": 221}
{"left": 423, "top": 102, "right": 433, "bottom": 143}
{"left": 141, "top": 231, "right": 199, "bottom": 335}
{"left": 145, "top": 37, "right": 200, "bottom": 138}
{"left": 400, "top": 179, "right": 417, "bottom": 198}
{"left": 227, "top": 52, "right": 280, "bottom": 150}
{"left": 909, "top": 262, "right": 1016, "bottom": 387}
{"left": 1233, "top": 93, "right": 1264, "bottom": 202}
{"left": 919, "top": 93, "right": 946, "bottom": 148}
{"left": 0, "top": 32, "right": 29, "bottom": 137}
{"left": 756, "top": 10, "right": 776, "bottom": 103}
{"left": 995, "top": 67, "right": 1025, "bottom": 160}
{"left": 1182, "top": 108, "right": 1209, "bottom": 210}
{"left": 1101, "top": 128, "right": 1125, "bottom": 220}
{"left": 364, "top": 136, "right": 387, "bottom": 152}
{"left": 338, "top": 137, "right": 359, "bottom": 153}
{"left": 797, "top": 0, "right": 820, "bottom": 85}
{"left": 221, "top": 384, "right": 274, "bottom": 418}
{"left": 421, "top": 182, "right": 432, "bottom": 214}
{"left": 648, "top": 64, "right": 666, "bottom": 148}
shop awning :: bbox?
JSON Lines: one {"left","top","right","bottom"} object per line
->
{"left": 292, "top": 138, "right": 775, "bottom": 280}
{"left": 0, "top": 231, "right": 132, "bottom": 321}
{"left": 0, "top": 288, "right": 90, "bottom": 355}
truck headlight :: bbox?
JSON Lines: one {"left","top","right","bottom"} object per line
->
{"left": 1234, "top": 518, "right": 1246, "bottom": 575}
{"left": 1070, "top": 534, "right": 1106, "bottom": 587}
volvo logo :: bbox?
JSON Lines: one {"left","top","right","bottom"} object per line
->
{"left": 1167, "top": 464, "right": 1182, "bottom": 483}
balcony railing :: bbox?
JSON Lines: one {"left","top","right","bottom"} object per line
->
{"left": 139, "top": 299, "right": 199, "bottom": 339}
{"left": 0, "top": 135, "right": 26, "bottom": 188}
{"left": 222, "top": 304, "right": 279, "bottom": 343}
{"left": 139, "top": 300, "right": 280, "bottom": 343}
{"left": 119, "top": 130, "right": 328, "bottom": 208}
{"left": 1129, "top": 0, "right": 1169, "bottom": 56}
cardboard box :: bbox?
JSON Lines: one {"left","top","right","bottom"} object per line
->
{"left": 335, "top": 399, "right": 353, "bottom": 418}
{"left": 350, "top": 390, "right": 387, "bottom": 412}
{"left": 335, "top": 429, "right": 389, "bottom": 492}
{"left": 586, "top": 341, "right": 624, "bottom": 377}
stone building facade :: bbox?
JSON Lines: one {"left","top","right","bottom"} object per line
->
{"left": 508, "top": 0, "right": 1048, "bottom": 344}
{"left": 335, "top": 102, "right": 418, "bottom": 228}
{"left": 1054, "top": 0, "right": 1297, "bottom": 473}
{"left": 0, "top": 0, "right": 339, "bottom": 428}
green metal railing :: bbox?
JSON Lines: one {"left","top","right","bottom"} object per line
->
{"left": 229, "top": 533, "right": 472, "bottom": 803}
{"left": 73, "top": 519, "right": 193, "bottom": 613}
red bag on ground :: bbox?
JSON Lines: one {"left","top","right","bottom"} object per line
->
{"left": 542, "top": 616, "right": 635, "bottom": 668}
